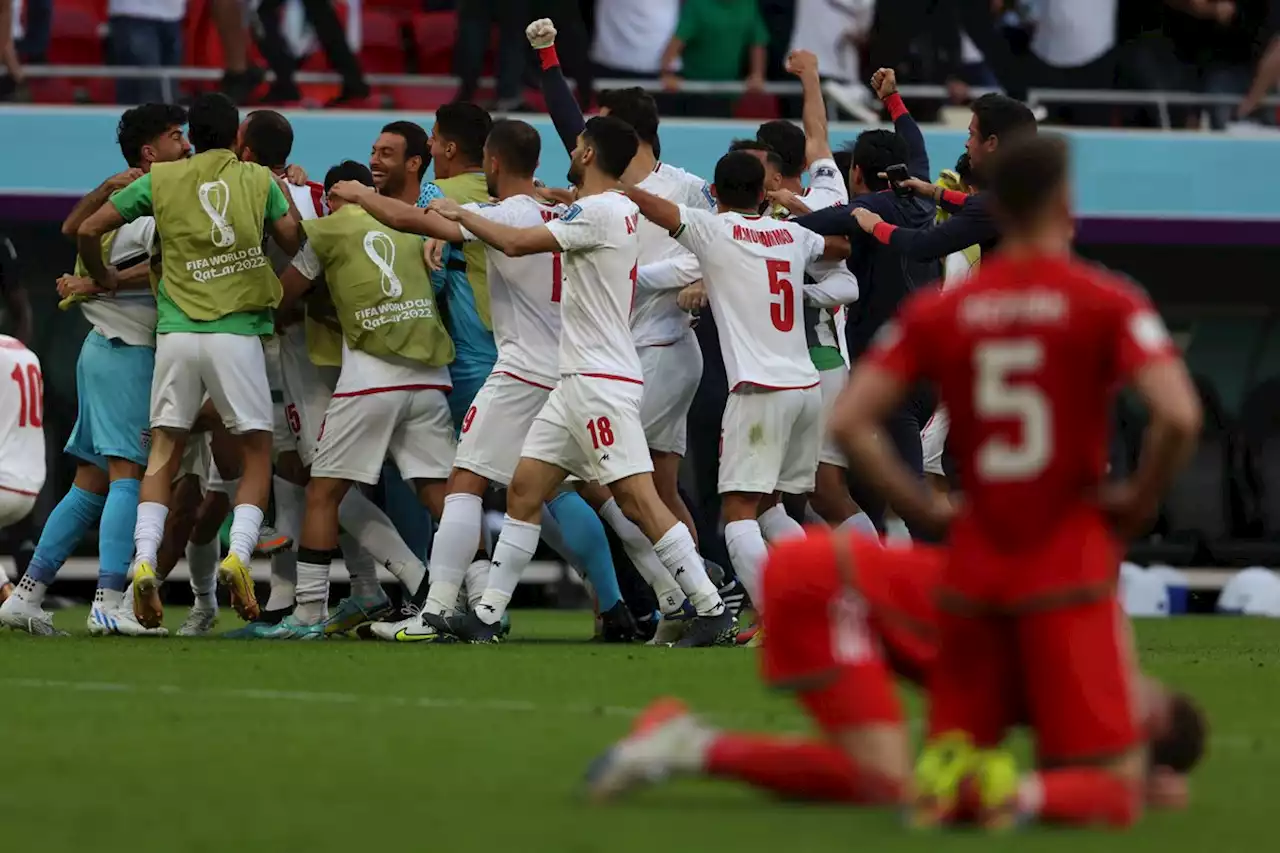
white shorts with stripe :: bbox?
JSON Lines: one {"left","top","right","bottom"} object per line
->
{"left": 311, "top": 385, "right": 456, "bottom": 486}
{"left": 521, "top": 374, "right": 653, "bottom": 486}
{"left": 638, "top": 331, "right": 702, "bottom": 457}
{"left": 921, "top": 405, "right": 949, "bottom": 477}
{"left": 719, "top": 385, "right": 821, "bottom": 496}
{"left": 455, "top": 371, "right": 554, "bottom": 486}
{"left": 817, "top": 364, "right": 848, "bottom": 468}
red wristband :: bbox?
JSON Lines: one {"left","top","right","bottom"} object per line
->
{"left": 872, "top": 222, "right": 897, "bottom": 245}
{"left": 538, "top": 45, "right": 560, "bottom": 71}
{"left": 883, "top": 93, "right": 908, "bottom": 121}
{"left": 941, "top": 189, "right": 968, "bottom": 208}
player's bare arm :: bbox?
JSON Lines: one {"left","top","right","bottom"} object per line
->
{"left": 767, "top": 189, "right": 811, "bottom": 216}
{"left": 1103, "top": 358, "right": 1202, "bottom": 537}
{"left": 433, "top": 198, "right": 560, "bottom": 257}
{"left": 333, "top": 181, "right": 465, "bottom": 242}
{"left": 60, "top": 169, "right": 142, "bottom": 239}
{"left": 821, "top": 235, "right": 851, "bottom": 260}
{"left": 277, "top": 262, "right": 318, "bottom": 318}
{"left": 620, "top": 184, "right": 682, "bottom": 234}
{"left": 76, "top": 204, "right": 128, "bottom": 290}
{"left": 835, "top": 363, "right": 954, "bottom": 534}
{"left": 56, "top": 261, "right": 150, "bottom": 300}
{"left": 787, "top": 50, "right": 832, "bottom": 166}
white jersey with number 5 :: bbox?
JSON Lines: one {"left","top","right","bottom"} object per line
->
{"left": 543, "top": 190, "right": 643, "bottom": 383}
{"left": 460, "top": 195, "right": 567, "bottom": 388}
{"left": 0, "top": 336, "right": 46, "bottom": 497}
{"left": 675, "top": 207, "right": 824, "bottom": 391}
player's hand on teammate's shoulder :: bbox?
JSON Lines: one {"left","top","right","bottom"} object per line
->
{"left": 766, "top": 188, "right": 808, "bottom": 216}
{"left": 677, "top": 281, "right": 707, "bottom": 313}
{"left": 852, "top": 207, "right": 883, "bottom": 233}
{"left": 107, "top": 167, "right": 144, "bottom": 191}
{"left": 536, "top": 184, "right": 577, "bottom": 206}
{"left": 871, "top": 68, "right": 898, "bottom": 101}
{"left": 284, "top": 164, "right": 309, "bottom": 186}
{"left": 328, "top": 179, "right": 372, "bottom": 203}
{"left": 525, "top": 17, "right": 557, "bottom": 50}
{"left": 785, "top": 50, "right": 819, "bottom": 80}
{"left": 428, "top": 197, "right": 464, "bottom": 221}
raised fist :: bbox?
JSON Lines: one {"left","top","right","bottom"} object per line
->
{"left": 526, "top": 18, "right": 557, "bottom": 50}
{"left": 871, "top": 68, "right": 898, "bottom": 100}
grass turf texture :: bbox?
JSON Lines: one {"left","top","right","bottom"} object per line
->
{"left": 0, "top": 610, "right": 1274, "bottom": 852}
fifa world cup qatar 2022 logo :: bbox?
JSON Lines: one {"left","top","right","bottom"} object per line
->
{"left": 198, "top": 179, "right": 237, "bottom": 248}
{"left": 363, "top": 230, "right": 403, "bottom": 298}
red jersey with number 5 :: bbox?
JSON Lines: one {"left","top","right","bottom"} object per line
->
{"left": 0, "top": 334, "right": 46, "bottom": 497}
{"left": 867, "top": 254, "right": 1176, "bottom": 557}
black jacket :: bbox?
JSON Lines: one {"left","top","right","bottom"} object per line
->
{"left": 883, "top": 191, "right": 999, "bottom": 261}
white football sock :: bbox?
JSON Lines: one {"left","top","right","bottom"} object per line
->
{"left": 598, "top": 498, "right": 683, "bottom": 615}
{"left": 93, "top": 587, "right": 124, "bottom": 612}
{"left": 724, "top": 519, "right": 768, "bottom": 608}
{"left": 267, "top": 477, "right": 304, "bottom": 612}
{"left": 476, "top": 515, "right": 540, "bottom": 624}
{"left": 340, "top": 532, "right": 381, "bottom": 600}
{"left": 11, "top": 574, "right": 45, "bottom": 607}
{"left": 653, "top": 522, "right": 723, "bottom": 617}
{"left": 133, "top": 501, "right": 169, "bottom": 567}
{"left": 272, "top": 476, "right": 305, "bottom": 542}
{"left": 186, "top": 538, "right": 219, "bottom": 610}
{"left": 0, "top": 566, "right": 9, "bottom": 588}
{"left": 803, "top": 503, "right": 825, "bottom": 525}
{"left": 464, "top": 558, "right": 490, "bottom": 609}
{"left": 425, "top": 493, "right": 483, "bottom": 616}
{"left": 884, "top": 515, "right": 912, "bottom": 543}
{"left": 228, "top": 504, "right": 265, "bottom": 564}
{"left": 339, "top": 488, "right": 426, "bottom": 596}
{"left": 838, "top": 511, "right": 879, "bottom": 541}
{"left": 758, "top": 504, "right": 805, "bottom": 543}
{"left": 294, "top": 553, "right": 330, "bottom": 625}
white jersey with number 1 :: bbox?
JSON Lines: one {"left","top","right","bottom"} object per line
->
{"left": 674, "top": 207, "right": 824, "bottom": 391}
{"left": 0, "top": 335, "right": 45, "bottom": 498}
{"left": 460, "top": 194, "right": 568, "bottom": 389}
{"left": 543, "top": 190, "right": 643, "bottom": 383}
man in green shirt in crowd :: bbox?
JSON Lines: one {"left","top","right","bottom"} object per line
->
{"left": 78, "top": 92, "right": 303, "bottom": 627}
{"left": 659, "top": 0, "right": 768, "bottom": 94}
{"left": 270, "top": 160, "right": 456, "bottom": 639}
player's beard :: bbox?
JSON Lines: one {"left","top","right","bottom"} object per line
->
{"left": 567, "top": 153, "right": 586, "bottom": 189}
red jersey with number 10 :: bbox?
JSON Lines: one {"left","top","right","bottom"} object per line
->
{"left": 867, "top": 254, "right": 1176, "bottom": 561}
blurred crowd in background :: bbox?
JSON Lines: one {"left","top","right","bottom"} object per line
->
{"left": 1, "top": 1, "right": 1278, "bottom": 128}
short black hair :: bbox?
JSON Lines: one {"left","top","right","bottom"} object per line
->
{"left": 581, "top": 115, "right": 638, "bottom": 179}
{"left": 597, "top": 87, "right": 660, "bottom": 149}
{"left": 713, "top": 150, "right": 765, "bottom": 211}
{"left": 833, "top": 150, "right": 853, "bottom": 191}
{"left": 850, "top": 129, "right": 908, "bottom": 192}
{"left": 485, "top": 119, "right": 541, "bottom": 177}
{"left": 323, "top": 159, "right": 374, "bottom": 193}
{"left": 242, "top": 109, "right": 293, "bottom": 170}
{"left": 1150, "top": 692, "right": 1207, "bottom": 774}
{"left": 986, "top": 134, "right": 1070, "bottom": 222}
{"left": 755, "top": 120, "right": 806, "bottom": 178}
{"left": 729, "top": 138, "right": 786, "bottom": 173}
{"left": 972, "top": 93, "right": 1038, "bottom": 144}
{"left": 188, "top": 92, "right": 240, "bottom": 153}
{"left": 434, "top": 102, "right": 492, "bottom": 166}
{"left": 117, "top": 103, "right": 187, "bottom": 167}
{"left": 381, "top": 120, "right": 430, "bottom": 177}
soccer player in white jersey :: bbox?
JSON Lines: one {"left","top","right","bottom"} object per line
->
{"left": 1, "top": 105, "right": 188, "bottom": 637}
{"left": 0, "top": 335, "right": 44, "bottom": 616}
{"left": 623, "top": 149, "right": 851, "bottom": 608}
{"left": 427, "top": 116, "right": 734, "bottom": 646}
{"left": 330, "top": 118, "right": 638, "bottom": 642}
{"left": 266, "top": 160, "right": 457, "bottom": 639}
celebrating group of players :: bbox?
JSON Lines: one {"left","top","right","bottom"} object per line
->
{"left": 0, "top": 15, "right": 1209, "bottom": 831}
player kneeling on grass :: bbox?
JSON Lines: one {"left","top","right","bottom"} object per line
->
{"left": 623, "top": 150, "right": 853, "bottom": 615}
{"left": 423, "top": 116, "right": 734, "bottom": 646}
{"left": 267, "top": 160, "right": 457, "bottom": 639}
{"left": 586, "top": 531, "right": 1207, "bottom": 825}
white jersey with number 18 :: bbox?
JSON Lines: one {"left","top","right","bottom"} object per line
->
{"left": 460, "top": 194, "right": 567, "bottom": 389}
{"left": 543, "top": 190, "right": 643, "bottom": 383}
{"left": 0, "top": 336, "right": 46, "bottom": 497}
{"left": 675, "top": 207, "right": 825, "bottom": 391}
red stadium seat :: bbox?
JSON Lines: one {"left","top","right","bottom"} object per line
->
{"left": 733, "top": 92, "right": 780, "bottom": 120}
{"left": 410, "top": 11, "right": 457, "bottom": 76}
{"left": 366, "top": 0, "right": 423, "bottom": 20}
{"left": 47, "top": 4, "right": 106, "bottom": 65}
{"left": 388, "top": 84, "right": 454, "bottom": 112}
{"left": 360, "top": 9, "right": 407, "bottom": 75}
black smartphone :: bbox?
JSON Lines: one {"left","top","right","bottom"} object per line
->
{"left": 884, "top": 163, "right": 911, "bottom": 197}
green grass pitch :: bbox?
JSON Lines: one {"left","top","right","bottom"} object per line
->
{"left": 0, "top": 611, "right": 1275, "bottom": 852}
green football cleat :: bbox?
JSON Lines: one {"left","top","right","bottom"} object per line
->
{"left": 323, "top": 593, "right": 393, "bottom": 636}
{"left": 257, "top": 615, "right": 325, "bottom": 640}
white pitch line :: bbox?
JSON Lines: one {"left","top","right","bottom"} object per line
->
{"left": 0, "top": 678, "right": 1262, "bottom": 751}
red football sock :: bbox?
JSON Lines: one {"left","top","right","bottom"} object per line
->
{"left": 1023, "top": 769, "right": 1142, "bottom": 828}
{"left": 705, "top": 734, "right": 900, "bottom": 804}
